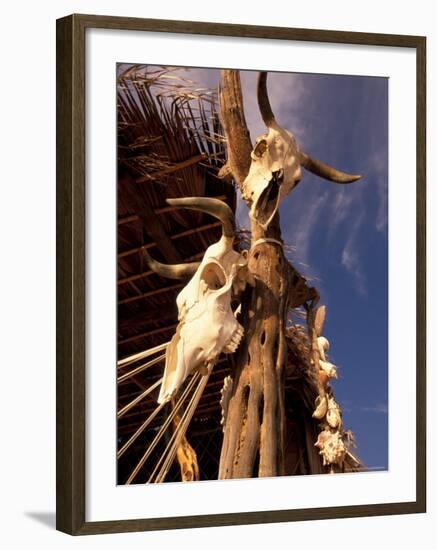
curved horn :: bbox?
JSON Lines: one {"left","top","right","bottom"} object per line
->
{"left": 257, "top": 71, "right": 276, "bottom": 127}
{"left": 166, "top": 197, "right": 235, "bottom": 238}
{"left": 143, "top": 249, "right": 200, "bottom": 280}
{"left": 257, "top": 72, "right": 361, "bottom": 184}
{"left": 300, "top": 152, "right": 362, "bottom": 183}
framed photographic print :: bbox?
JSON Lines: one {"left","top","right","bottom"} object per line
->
{"left": 56, "top": 14, "right": 426, "bottom": 535}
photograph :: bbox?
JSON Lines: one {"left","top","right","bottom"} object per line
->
{"left": 116, "top": 63, "right": 388, "bottom": 485}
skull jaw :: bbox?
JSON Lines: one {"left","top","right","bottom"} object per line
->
{"left": 251, "top": 170, "right": 282, "bottom": 229}
{"left": 157, "top": 306, "right": 244, "bottom": 404}
{"left": 157, "top": 337, "right": 208, "bottom": 405}
{"left": 157, "top": 329, "right": 187, "bottom": 404}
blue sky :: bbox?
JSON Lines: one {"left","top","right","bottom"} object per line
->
{"left": 155, "top": 66, "right": 389, "bottom": 470}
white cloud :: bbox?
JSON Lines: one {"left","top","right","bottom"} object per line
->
{"left": 372, "top": 151, "right": 388, "bottom": 233}
{"left": 292, "top": 191, "right": 328, "bottom": 265}
{"left": 341, "top": 211, "right": 367, "bottom": 296}
{"left": 326, "top": 188, "right": 355, "bottom": 243}
{"left": 361, "top": 403, "right": 388, "bottom": 414}
{"left": 362, "top": 147, "right": 388, "bottom": 234}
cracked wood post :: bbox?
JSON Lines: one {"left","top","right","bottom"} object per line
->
{"left": 173, "top": 412, "right": 200, "bottom": 482}
{"left": 218, "top": 71, "right": 288, "bottom": 478}
{"left": 219, "top": 215, "right": 289, "bottom": 478}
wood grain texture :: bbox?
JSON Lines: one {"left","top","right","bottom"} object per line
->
{"left": 56, "top": 14, "right": 86, "bottom": 535}
{"left": 415, "top": 36, "right": 427, "bottom": 514}
{"left": 77, "top": 501, "right": 421, "bottom": 535}
{"left": 56, "top": 13, "right": 426, "bottom": 535}
{"left": 70, "top": 13, "right": 424, "bottom": 47}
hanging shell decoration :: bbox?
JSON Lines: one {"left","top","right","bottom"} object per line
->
{"left": 310, "top": 306, "right": 339, "bottom": 422}
{"left": 313, "top": 395, "right": 328, "bottom": 420}
{"left": 318, "top": 336, "right": 338, "bottom": 379}
{"left": 308, "top": 305, "right": 356, "bottom": 469}
{"left": 326, "top": 395, "right": 342, "bottom": 430}
{"left": 315, "top": 428, "right": 347, "bottom": 467}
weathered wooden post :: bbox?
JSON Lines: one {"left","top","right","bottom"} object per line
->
{"left": 217, "top": 71, "right": 289, "bottom": 477}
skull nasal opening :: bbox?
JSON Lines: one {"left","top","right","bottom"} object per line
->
{"left": 200, "top": 262, "right": 227, "bottom": 290}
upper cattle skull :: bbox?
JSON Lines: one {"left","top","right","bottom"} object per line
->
{"left": 243, "top": 124, "right": 302, "bottom": 228}
{"left": 143, "top": 198, "right": 247, "bottom": 404}
{"left": 243, "top": 72, "right": 362, "bottom": 229}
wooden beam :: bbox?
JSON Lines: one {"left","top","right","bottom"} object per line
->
{"left": 118, "top": 323, "right": 178, "bottom": 345}
{"left": 118, "top": 222, "right": 221, "bottom": 260}
{"left": 118, "top": 305, "right": 177, "bottom": 331}
{"left": 118, "top": 245, "right": 150, "bottom": 260}
{"left": 118, "top": 195, "right": 227, "bottom": 225}
{"left": 135, "top": 153, "right": 207, "bottom": 183}
{"left": 118, "top": 283, "right": 184, "bottom": 306}
{"left": 118, "top": 214, "right": 139, "bottom": 226}
{"left": 118, "top": 264, "right": 143, "bottom": 296}
{"left": 118, "top": 251, "right": 204, "bottom": 285}
{"left": 120, "top": 172, "right": 182, "bottom": 263}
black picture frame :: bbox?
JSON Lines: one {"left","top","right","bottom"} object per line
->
{"left": 56, "top": 13, "right": 426, "bottom": 535}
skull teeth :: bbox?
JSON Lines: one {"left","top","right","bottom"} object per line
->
{"left": 223, "top": 325, "right": 244, "bottom": 354}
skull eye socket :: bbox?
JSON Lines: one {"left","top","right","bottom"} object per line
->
{"left": 200, "top": 262, "right": 226, "bottom": 290}
{"left": 253, "top": 139, "right": 268, "bottom": 158}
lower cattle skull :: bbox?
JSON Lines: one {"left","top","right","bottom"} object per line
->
{"left": 143, "top": 198, "right": 247, "bottom": 404}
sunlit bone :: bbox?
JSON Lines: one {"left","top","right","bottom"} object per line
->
{"left": 144, "top": 198, "right": 247, "bottom": 404}
{"left": 313, "top": 394, "right": 328, "bottom": 420}
{"left": 311, "top": 307, "right": 339, "bottom": 419}
{"left": 315, "top": 428, "right": 346, "bottom": 466}
{"left": 242, "top": 72, "right": 362, "bottom": 229}
{"left": 317, "top": 336, "right": 338, "bottom": 379}
{"left": 326, "top": 395, "right": 342, "bottom": 429}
